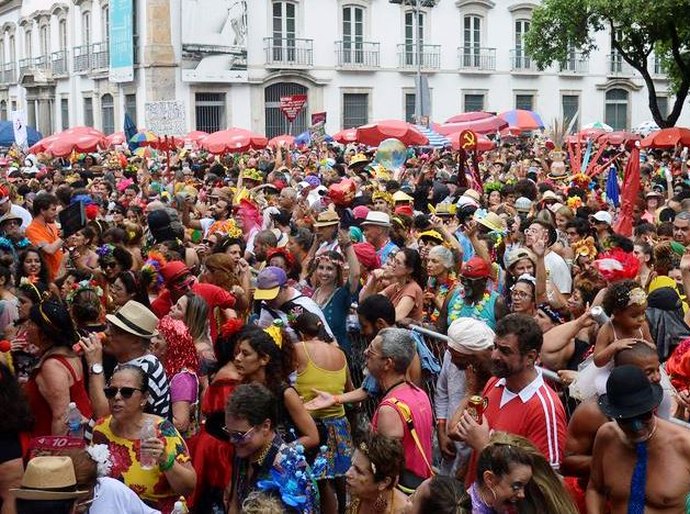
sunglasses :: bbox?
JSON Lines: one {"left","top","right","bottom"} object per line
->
{"left": 222, "top": 425, "right": 256, "bottom": 444}
{"left": 103, "top": 386, "right": 143, "bottom": 399}
{"left": 102, "top": 261, "right": 119, "bottom": 269}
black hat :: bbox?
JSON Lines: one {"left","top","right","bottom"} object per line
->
{"left": 598, "top": 365, "right": 663, "bottom": 420}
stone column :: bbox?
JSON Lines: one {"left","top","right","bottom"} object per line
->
{"left": 143, "top": 0, "right": 176, "bottom": 102}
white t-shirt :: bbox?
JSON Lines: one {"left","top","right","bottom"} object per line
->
{"left": 90, "top": 477, "right": 161, "bottom": 514}
{"left": 544, "top": 251, "right": 572, "bottom": 294}
{"left": 259, "top": 289, "right": 335, "bottom": 341}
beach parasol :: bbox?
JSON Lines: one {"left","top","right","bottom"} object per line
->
{"left": 355, "top": 119, "right": 428, "bottom": 147}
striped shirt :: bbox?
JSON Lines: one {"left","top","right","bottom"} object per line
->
{"left": 119, "top": 355, "right": 171, "bottom": 420}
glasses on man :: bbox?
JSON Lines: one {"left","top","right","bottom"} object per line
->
{"left": 103, "top": 386, "right": 143, "bottom": 399}
{"left": 222, "top": 425, "right": 256, "bottom": 444}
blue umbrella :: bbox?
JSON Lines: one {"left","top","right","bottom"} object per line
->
{"left": 606, "top": 165, "right": 620, "bottom": 207}
{"left": 414, "top": 124, "right": 450, "bottom": 148}
{"left": 0, "top": 120, "right": 41, "bottom": 147}
{"left": 124, "top": 112, "right": 138, "bottom": 150}
{"left": 294, "top": 131, "right": 311, "bottom": 146}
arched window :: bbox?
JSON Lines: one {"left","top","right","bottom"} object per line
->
{"left": 58, "top": 19, "right": 68, "bottom": 52}
{"left": 265, "top": 82, "right": 308, "bottom": 138}
{"left": 101, "top": 93, "right": 114, "bottom": 135}
{"left": 82, "top": 11, "right": 91, "bottom": 47}
{"left": 513, "top": 18, "right": 530, "bottom": 69}
{"left": 342, "top": 4, "right": 364, "bottom": 64}
{"left": 404, "top": 9, "right": 425, "bottom": 66}
{"left": 0, "top": 100, "right": 6, "bottom": 121}
{"left": 462, "top": 14, "right": 481, "bottom": 67}
{"left": 605, "top": 88, "right": 628, "bottom": 130}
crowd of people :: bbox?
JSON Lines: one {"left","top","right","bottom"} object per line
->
{"left": 0, "top": 133, "right": 690, "bottom": 514}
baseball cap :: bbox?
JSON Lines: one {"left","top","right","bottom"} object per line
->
{"left": 254, "top": 266, "right": 288, "bottom": 301}
{"left": 592, "top": 211, "right": 613, "bottom": 225}
{"left": 460, "top": 257, "right": 490, "bottom": 279}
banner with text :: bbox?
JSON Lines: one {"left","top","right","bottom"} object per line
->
{"left": 280, "top": 95, "right": 308, "bottom": 122}
{"left": 11, "top": 110, "right": 27, "bottom": 149}
{"left": 109, "top": 0, "right": 134, "bottom": 82}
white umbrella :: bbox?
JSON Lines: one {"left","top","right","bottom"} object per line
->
{"left": 582, "top": 121, "right": 613, "bottom": 132}
{"left": 632, "top": 120, "right": 660, "bottom": 137}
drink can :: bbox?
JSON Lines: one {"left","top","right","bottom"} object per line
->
{"left": 467, "top": 395, "right": 488, "bottom": 423}
{"left": 590, "top": 306, "right": 609, "bottom": 325}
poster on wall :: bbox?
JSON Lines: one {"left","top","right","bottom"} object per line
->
{"left": 144, "top": 101, "right": 186, "bottom": 136}
{"left": 109, "top": 0, "right": 134, "bottom": 82}
{"left": 181, "top": 0, "right": 248, "bottom": 82}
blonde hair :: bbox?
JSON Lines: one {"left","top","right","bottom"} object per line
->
{"left": 487, "top": 432, "right": 578, "bottom": 514}
{"left": 241, "top": 491, "right": 286, "bottom": 514}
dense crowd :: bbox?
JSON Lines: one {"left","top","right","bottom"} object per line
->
{"left": 0, "top": 134, "right": 690, "bottom": 514}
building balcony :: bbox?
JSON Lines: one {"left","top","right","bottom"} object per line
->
{"left": 457, "top": 47, "right": 496, "bottom": 72}
{"left": 510, "top": 50, "right": 539, "bottom": 73}
{"left": 335, "top": 41, "right": 380, "bottom": 69}
{"left": 559, "top": 53, "right": 589, "bottom": 74}
{"left": 73, "top": 45, "right": 90, "bottom": 73}
{"left": 18, "top": 57, "right": 32, "bottom": 76}
{"left": 397, "top": 44, "right": 441, "bottom": 71}
{"left": 0, "top": 62, "right": 16, "bottom": 85}
{"left": 607, "top": 54, "right": 636, "bottom": 77}
{"left": 264, "top": 37, "right": 313, "bottom": 68}
{"left": 51, "top": 50, "right": 68, "bottom": 77}
{"left": 90, "top": 42, "right": 109, "bottom": 72}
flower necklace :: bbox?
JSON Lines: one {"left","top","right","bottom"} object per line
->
{"left": 448, "top": 289, "right": 492, "bottom": 323}
{"left": 425, "top": 273, "right": 457, "bottom": 323}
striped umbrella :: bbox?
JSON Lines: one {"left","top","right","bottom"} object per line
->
{"left": 498, "top": 109, "right": 544, "bottom": 130}
{"left": 582, "top": 121, "right": 613, "bottom": 132}
{"left": 414, "top": 125, "right": 450, "bottom": 148}
{"left": 129, "top": 130, "right": 160, "bottom": 147}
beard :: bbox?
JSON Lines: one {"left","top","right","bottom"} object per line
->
{"left": 490, "top": 359, "right": 511, "bottom": 378}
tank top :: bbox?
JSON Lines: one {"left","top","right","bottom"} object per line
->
{"left": 447, "top": 288, "right": 499, "bottom": 330}
{"left": 295, "top": 342, "right": 347, "bottom": 419}
{"left": 24, "top": 354, "right": 93, "bottom": 437}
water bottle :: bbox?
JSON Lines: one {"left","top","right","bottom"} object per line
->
{"left": 171, "top": 498, "right": 188, "bottom": 514}
{"left": 139, "top": 418, "right": 157, "bottom": 470}
{"left": 66, "top": 402, "right": 83, "bottom": 438}
{"left": 346, "top": 303, "right": 360, "bottom": 332}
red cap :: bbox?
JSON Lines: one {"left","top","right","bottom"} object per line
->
{"left": 461, "top": 257, "right": 490, "bottom": 279}
{"left": 353, "top": 242, "right": 381, "bottom": 270}
{"left": 394, "top": 205, "right": 414, "bottom": 217}
{"left": 161, "top": 261, "right": 190, "bottom": 283}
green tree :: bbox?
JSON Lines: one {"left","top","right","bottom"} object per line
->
{"left": 525, "top": 0, "right": 690, "bottom": 128}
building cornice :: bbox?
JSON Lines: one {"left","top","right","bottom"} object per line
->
{"left": 455, "top": 0, "right": 495, "bottom": 10}
{"left": 508, "top": 2, "right": 538, "bottom": 13}
{"left": 72, "top": 0, "right": 92, "bottom": 8}
{"left": 0, "top": 0, "right": 20, "bottom": 17}
{"left": 1, "top": 21, "right": 16, "bottom": 33}
{"left": 596, "top": 78, "right": 643, "bottom": 92}
{"left": 50, "top": 2, "right": 70, "bottom": 16}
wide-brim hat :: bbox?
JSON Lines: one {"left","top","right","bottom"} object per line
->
{"left": 0, "top": 211, "right": 22, "bottom": 225}
{"left": 312, "top": 209, "right": 340, "bottom": 228}
{"left": 598, "top": 365, "right": 663, "bottom": 420}
{"left": 11, "top": 456, "right": 89, "bottom": 500}
{"left": 360, "top": 211, "right": 391, "bottom": 227}
{"left": 106, "top": 300, "right": 159, "bottom": 339}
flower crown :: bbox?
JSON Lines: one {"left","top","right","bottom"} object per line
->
{"left": 96, "top": 244, "right": 115, "bottom": 260}
{"left": 484, "top": 180, "right": 503, "bottom": 194}
{"left": 141, "top": 249, "right": 167, "bottom": 290}
{"left": 571, "top": 236, "right": 598, "bottom": 260}
{"left": 372, "top": 190, "right": 393, "bottom": 206}
{"left": 241, "top": 168, "right": 263, "bottom": 182}
{"left": 66, "top": 279, "right": 104, "bottom": 304}
{"left": 566, "top": 196, "right": 583, "bottom": 211}
{"left": 627, "top": 287, "right": 647, "bottom": 307}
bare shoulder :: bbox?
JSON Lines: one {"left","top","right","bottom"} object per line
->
{"left": 593, "top": 420, "right": 618, "bottom": 443}
{"left": 660, "top": 419, "right": 690, "bottom": 453}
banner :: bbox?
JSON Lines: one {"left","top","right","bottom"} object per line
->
{"left": 181, "top": 0, "right": 248, "bottom": 82}
{"left": 109, "top": 0, "right": 134, "bottom": 82}
{"left": 280, "top": 95, "right": 307, "bottom": 122}
{"left": 11, "top": 110, "right": 27, "bottom": 149}
{"left": 144, "top": 101, "right": 186, "bottom": 136}
{"left": 311, "top": 112, "right": 327, "bottom": 125}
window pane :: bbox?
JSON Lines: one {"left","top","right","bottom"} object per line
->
{"left": 195, "top": 93, "right": 226, "bottom": 133}
{"left": 84, "top": 97, "right": 93, "bottom": 127}
{"left": 101, "top": 94, "right": 115, "bottom": 135}
{"left": 125, "top": 94, "right": 137, "bottom": 123}
{"left": 343, "top": 93, "right": 368, "bottom": 129}
{"left": 657, "top": 96, "right": 668, "bottom": 117}
{"left": 464, "top": 94, "right": 484, "bottom": 112}
{"left": 516, "top": 94, "right": 533, "bottom": 111}
{"left": 405, "top": 93, "right": 416, "bottom": 123}
{"left": 562, "top": 95, "right": 579, "bottom": 130}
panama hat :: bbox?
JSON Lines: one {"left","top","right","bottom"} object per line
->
{"left": 360, "top": 211, "right": 392, "bottom": 227}
{"left": 106, "top": 300, "right": 159, "bottom": 339}
{"left": 11, "top": 456, "right": 88, "bottom": 500}
{"left": 312, "top": 209, "right": 340, "bottom": 228}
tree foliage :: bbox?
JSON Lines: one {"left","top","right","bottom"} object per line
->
{"left": 525, "top": 0, "right": 690, "bottom": 128}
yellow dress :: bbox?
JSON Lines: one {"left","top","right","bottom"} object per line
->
{"left": 91, "top": 415, "right": 191, "bottom": 513}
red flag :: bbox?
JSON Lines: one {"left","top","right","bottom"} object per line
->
{"left": 613, "top": 146, "right": 640, "bottom": 237}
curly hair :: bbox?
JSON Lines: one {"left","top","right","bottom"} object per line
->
{"left": 15, "top": 247, "right": 49, "bottom": 287}
{"left": 602, "top": 279, "right": 644, "bottom": 315}
{"left": 29, "top": 300, "right": 79, "bottom": 348}
{"left": 226, "top": 382, "right": 277, "bottom": 427}
{"left": 356, "top": 431, "right": 405, "bottom": 487}
{"left": 237, "top": 326, "right": 294, "bottom": 398}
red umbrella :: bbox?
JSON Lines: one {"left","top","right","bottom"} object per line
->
{"left": 498, "top": 109, "right": 544, "bottom": 130}
{"left": 597, "top": 131, "right": 640, "bottom": 148}
{"left": 445, "top": 111, "right": 494, "bottom": 124}
{"left": 201, "top": 128, "right": 268, "bottom": 154}
{"left": 184, "top": 131, "right": 208, "bottom": 144}
{"left": 641, "top": 127, "right": 690, "bottom": 148}
{"left": 447, "top": 131, "right": 496, "bottom": 152}
{"left": 355, "top": 119, "right": 428, "bottom": 147}
{"left": 30, "top": 126, "right": 106, "bottom": 153}
{"left": 438, "top": 116, "right": 508, "bottom": 136}
{"left": 268, "top": 134, "right": 295, "bottom": 148}
{"left": 105, "top": 131, "right": 126, "bottom": 146}
{"left": 333, "top": 128, "right": 358, "bottom": 144}
{"left": 42, "top": 133, "right": 105, "bottom": 157}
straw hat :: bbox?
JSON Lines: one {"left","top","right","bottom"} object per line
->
{"left": 312, "top": 209, "right": 340, "bottom": 228}
{"left": 106, "top": 300, "right": 159, "bottom": 339}
{"left": 11, "top": 456, "right": 88, "bottom": 500}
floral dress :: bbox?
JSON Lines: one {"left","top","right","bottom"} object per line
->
{"left": 91, "top": 415, "right": 191, "bottom": 514}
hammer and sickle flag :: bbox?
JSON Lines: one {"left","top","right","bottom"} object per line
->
{"left": 460, "top": 130, "right": 477, "bottom": 151}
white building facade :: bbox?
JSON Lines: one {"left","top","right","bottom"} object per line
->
{"left": 0, "top": 0, "right": 686, "bottom": 138}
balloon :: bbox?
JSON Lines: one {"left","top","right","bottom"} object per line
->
{"left": 375, "top": 138, "right": 407, "bottom": 169}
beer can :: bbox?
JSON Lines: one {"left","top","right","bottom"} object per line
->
{"left": 467, "top": 395, "right": 488, "bottom": 423}
{"left": 590, "top": 306, "right": 609, "bottom": 325}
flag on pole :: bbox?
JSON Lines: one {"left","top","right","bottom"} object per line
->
{"left": 124, "top": 112, "right": 138, "bottom": 150}
{"left": 613, "top": 146, "right": 640, "bottom": 237}
{"left": 11, "top": 110, "right": 27, "bottom": 150}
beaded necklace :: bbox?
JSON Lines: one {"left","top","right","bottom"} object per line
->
{"left": 425, "top": 273, "right": 457, "bottom": 323}
{"left": 448, "top": 289, "right": 491, "bottom": 323}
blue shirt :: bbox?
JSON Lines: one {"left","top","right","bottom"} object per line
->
{"left": 319, "top": 285, "right": 354, "bottom": 354}
{"left": 378, "top": 239, "right": 399, "bottom": 264}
